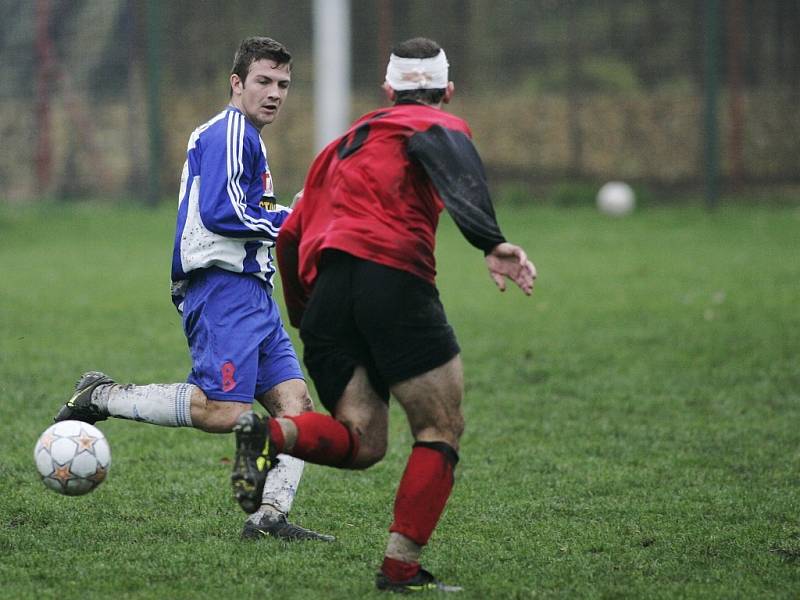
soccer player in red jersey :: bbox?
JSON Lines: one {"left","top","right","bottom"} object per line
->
{"left": 231, "top": 37, "right": 537, "bottom": 593}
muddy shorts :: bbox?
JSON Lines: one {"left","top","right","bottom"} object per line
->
{"left": 299, "top": 250, "right": 460, "bottom": 414}
{"left": 182, "top": 267, "right": 304, "bottom": 402}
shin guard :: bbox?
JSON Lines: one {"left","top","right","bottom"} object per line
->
{"left": 389, "top": 441, "right": 459, "bottom": 546}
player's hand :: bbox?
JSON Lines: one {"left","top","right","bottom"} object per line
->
{"left": 290, "top": 189, "right": 304, "bottom": 209}
{"left": 485, "top": 242, "right": 537, "bottom": 296}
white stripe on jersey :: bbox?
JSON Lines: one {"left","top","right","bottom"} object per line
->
{"left": 189, "top": 110, "right": 228, "bottom": 151}
{"left": 179, "top": 111, "right": 229, "bottom": 208}
{"left": 225, "top": 111, "right": 244, "bottom": 211}
{"left": 225, "top": 112, "right": 281, "bottom": 236}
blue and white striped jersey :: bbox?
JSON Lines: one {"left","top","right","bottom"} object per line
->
{"left": 170, "top": 106, "right": 291, "bottom": 312}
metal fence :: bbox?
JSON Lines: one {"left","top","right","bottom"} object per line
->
{"left": 1, "top": 0, "right": 798, "bottom": 203}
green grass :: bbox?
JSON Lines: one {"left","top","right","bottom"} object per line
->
{"left": 1, "top": 200, "right": 799, "bottom": 599}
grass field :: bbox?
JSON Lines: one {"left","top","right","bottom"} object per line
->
{"left": 1, "top": 200, "right": 799, "bottom": 599}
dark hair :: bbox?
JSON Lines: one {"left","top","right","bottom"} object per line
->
{"left": 230, "top": 37, "right": 292, "bottom": 95}
{"left": 390, "top": 37, "right": 446, "bottom": 105}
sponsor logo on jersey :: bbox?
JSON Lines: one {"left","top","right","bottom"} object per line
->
{"left": 259, "top": 198, "right": 278, "bottom": 210}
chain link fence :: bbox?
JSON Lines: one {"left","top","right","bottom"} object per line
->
{"left": 1, "top": 0, "right": 798, "bottom": 203}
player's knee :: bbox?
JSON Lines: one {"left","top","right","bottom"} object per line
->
{"left": 219, "top": 411, "right": 248, "bottom": 431}
{"left": 289, "top": 392, "right": 315, "bottom": 415}
{"left": 260, "top": 381, "right": 315, "bottom": 417}
{"left": 349, "top": 435, "right": 387, "bottom": 469}
{"left": 451, "top": 412, "right": 465, "bottom": 441}
{"left": 439, "top": 403, "right": 465, "bottom": 443}
{"left": 434, "top": 404, "right": 466, "bottom": 439}
{"left": 413, "top": 419, "right": 464, "bottom": 451}
{"left": 350, "top": 446, "right": 385, "bottom": 469}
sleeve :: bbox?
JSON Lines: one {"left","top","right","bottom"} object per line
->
{"left": 407, "top": 125, "right": 506, "bottom": 254}
{"left": 276, "top": 211, "right": 307, "bottom": 328}
{"left": 197, "top": 112, "right": 291, "bottom": 240}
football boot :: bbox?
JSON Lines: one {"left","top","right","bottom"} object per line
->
{"left": 231, "top": 411, "right": 274, "bottom": 514}
{"left": 54, "top": 371, "right": 114, "bottom": 424}
{"left": 375, "top": 568, "right": 463, "bottom": 593}
{"left": 241, "top": 511, "right": 335, "bottom": 541}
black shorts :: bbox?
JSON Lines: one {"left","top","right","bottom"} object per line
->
{"left": 299, "top": 250, "right": 460, "bottom": 414}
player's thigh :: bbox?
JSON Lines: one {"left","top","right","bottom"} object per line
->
{"left": 300, "top": 251, "right": 391, "bottom": 415}
{"left": 390, "top": 355, "right": 465, "bottom": 449}
{"left": 352, "top": 259, "right": 460, "bottom": 395}
{"left": 183, "top": 269, "right": 265, "bottom": 403}
{"left": 253, "top": 298, "right": 308, "bottom": 415}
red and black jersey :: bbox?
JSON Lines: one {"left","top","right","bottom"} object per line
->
{"left": 278, "top": 101, "right": 506, "bottom": 325}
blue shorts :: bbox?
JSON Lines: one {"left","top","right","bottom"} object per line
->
{"left": 181, "top": 268, "right": 304, "bottom": 403}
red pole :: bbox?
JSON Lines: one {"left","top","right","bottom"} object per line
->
{"left": 35, "top": 0, "right": 53, "bottom": 194}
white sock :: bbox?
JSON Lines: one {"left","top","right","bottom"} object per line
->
{"left": 97, "top": 383, "right": 194, "bottom": 427}
{"left": 385, "top": 532, "right": 423, "bottom": 563}
{"left": 248, "top": 454, "right": 305, "bottom": 520}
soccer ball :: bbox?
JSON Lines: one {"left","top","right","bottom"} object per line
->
{"left": 596, "top": 181, "right": 635, "bottom": 216}
{"left": 33, "top": 420, "right": 111, "bottom": 496}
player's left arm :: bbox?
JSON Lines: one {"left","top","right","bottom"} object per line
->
{"left": 408, "top": 125, "right": 505, "bottom": 251}
{"left": 407, "top": 125, "right": 536, "bottom": 295}
{"left": 275, "top": 213, "right": 307, "bottom": 328}
{"left": 485, "top": 242, "right": 536, "bottom": 296}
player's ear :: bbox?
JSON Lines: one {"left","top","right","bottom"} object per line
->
{"left": 382, "top": 82, "right": 396, "bottom": 103}
{"left": 443, "top": 81, "right": 455, "bottom": 104}
{"left": 230, "top": 73, "right": 243, "bottom": 96}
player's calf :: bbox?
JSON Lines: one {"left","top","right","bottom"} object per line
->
{"left": 192, "top": 398, "right": 251, "bottom": 433}
{"left": 57, "top": 373, "right": 198, "bottom": 428}
{"left": 377, "top": 441, "right": 461, "bottom": 592}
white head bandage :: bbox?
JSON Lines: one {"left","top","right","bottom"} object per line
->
{"left": 385, "top": 49, "right": 449, "bottom": 91}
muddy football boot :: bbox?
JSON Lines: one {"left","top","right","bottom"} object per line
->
{"left": 231, "top": 411, "right": 274, "bottom": 514}
{"left": 241, "top": 511, "right": 335, "bottom": 541}
{"left": 53, "top": 371, "right": 114, "bottom": 424}
{"left": 376, "top": 568, "right": 463, "bottom": 593}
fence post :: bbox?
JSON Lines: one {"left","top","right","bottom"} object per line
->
{"left": 145, "top": 0, "right": 163, "bottom": 206}
{"left": 726, "top": 0, "right": 745, "bottom": 189}
{"left": 704, "top": 0, "right": 720, "bottom": 209}
{"left": 313, "top": 0, "right": 351, "bottom": 151}
{"left": 35, "top": 0, "right": 53, "bottom": 196}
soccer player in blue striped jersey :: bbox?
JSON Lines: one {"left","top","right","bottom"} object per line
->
{"left": 54, "top": 37, "right": 331, "bottom": 542}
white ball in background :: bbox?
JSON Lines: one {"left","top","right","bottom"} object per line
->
{"left": 596, "top": 181, "right": 636, "bottom": 216}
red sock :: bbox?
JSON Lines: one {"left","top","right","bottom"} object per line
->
{"left": 267, "top": 417, "right": 285, "bottom": 449}
{"left": 380, "top": 556, "right": 420, "bottom": 582}
{"left": 389, "top": 442, "right": 459, "bottom": 545}
{"left": 271, "top": 413, "right": 358, "bottom": 467}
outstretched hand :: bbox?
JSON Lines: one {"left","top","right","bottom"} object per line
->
{"left": 485, "top": 242, "right": 537, "bottom": 295}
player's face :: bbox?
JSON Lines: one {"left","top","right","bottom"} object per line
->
{"left": 231, "top": 59, "right": 291, "bottom": 129}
